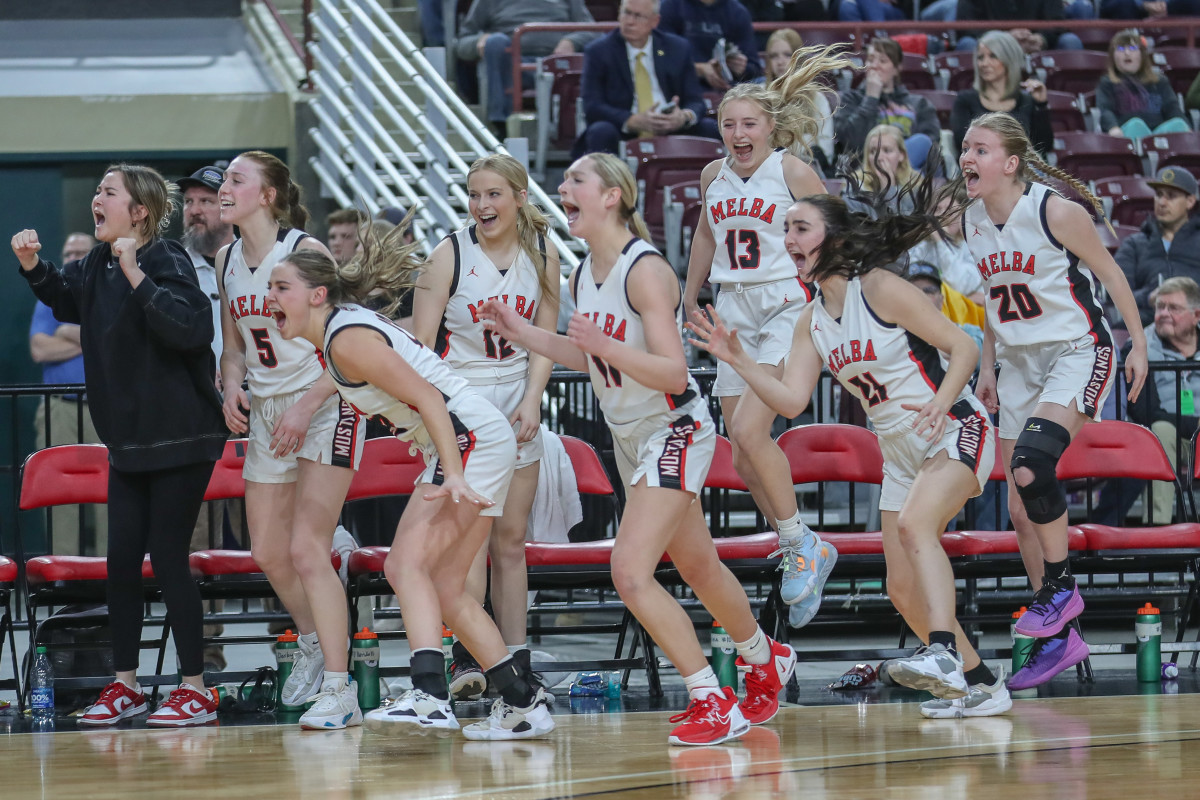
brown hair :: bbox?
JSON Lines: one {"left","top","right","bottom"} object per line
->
{"left": 581, "top": 153, "right": 653, "bottom": 243}
{"left": 869, "top": 37, "right": 903, "bottom": 69}
{"left": 236, "top": 150, "right": 309, "bottom": 230}
{"left": 468, "top": 154, "right": 557, "bottom": 304}
{"left": 1107, "top": 29, "right": 1159, "bottom": 84}
{"left": 104, "top": 164, "right": 178, "bottom": 239}
{"left": 719, "top": 43, "right": 851, "bottom": 160}
{"left": 763, "top": 29, "right": 805, "bottom": 83}
{"left": 326, "top": 208, "right": 366, "bottom": 228}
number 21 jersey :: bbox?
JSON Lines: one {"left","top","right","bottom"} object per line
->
{"left": 706, "top": 148, "right": 795, "bottom": 285}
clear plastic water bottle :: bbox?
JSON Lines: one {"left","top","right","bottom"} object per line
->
{"left": 31, "top": 645, "right": 55, "bottom": 721}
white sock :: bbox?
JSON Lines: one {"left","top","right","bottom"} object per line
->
{"left": 298, "top": 631, "right": 319, "bottom": 646}
{"left": 734, "top": 627, "right": 771, "bottom": 666}
{"left": 683, "top": 666, "right": 723, "bottom": 700}
{"left": 777, "top": 511, "right": 804, "bottom": 543}
{"left": 322, "top": 671, "right": 349, "bottom": 692}
{"left": 119, "top": 677, "right": 140, "bottom": 692}
{"left": 507, "top": 643, "right": 527, "bottom": 655}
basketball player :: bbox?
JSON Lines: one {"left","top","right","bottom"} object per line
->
{"left": 216, "top": 151, "right": 365, "bottom": 730}
{"left": 684, "top": 45, "right": 852, "bottom": 624}
{"left": 265, "top": 236, "right": 554, "bottom": 741}
{"left": 962, "top": 113, "right": 1148, "bottom": 690}
{"left": 480, "top": 154, "right": 797, "bottom": 747}
{"left": 690, "top": 166, "right": 1012, "bottom": 719}
{"left": 412, "top": 154, "right": 561, "bottom": 699}
{"left": 13, "top": 165, "right": 227, "bottom": 727}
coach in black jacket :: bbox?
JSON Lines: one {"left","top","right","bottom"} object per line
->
{"left": 573, "top": 0, "right": 719, "bottom": 158}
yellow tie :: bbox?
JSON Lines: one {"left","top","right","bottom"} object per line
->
{"left": 634, "top": 52, "right": 654, "bottom": 137}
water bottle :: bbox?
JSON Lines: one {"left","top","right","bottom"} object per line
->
{"left": 1011, "top": 607, "right": 1034, "bottom": 673}
{"left": 1136, "top": 603, "right": 1162, "bottom": 683}
{"left": 442, "top": 626, "right": 455, "bottom": 685}
{"left": 710, "top": 622, "right": 737, "bottom": 690}
{"left": 352, "top": 626, "right": 381, "bottom": 710}
{"left": 275, "top": 629, "right": 300, "bottom": 711}
{"left": 30, "top": 645, "right": 54, "bottom": 722}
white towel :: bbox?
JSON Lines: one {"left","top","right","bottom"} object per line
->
{"left": 526, "top": 426, "right": 583, "bottom": 543}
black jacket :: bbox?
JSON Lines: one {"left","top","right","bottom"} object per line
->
{"left": 951, "top": 89, "right": 1054, "bottom": 158}
{"left": 1115, "top": 215, "right": 1200, "bottom": 328}
{"left": 21, "top": 238, "right": 227, "bottom": 472}
{"left": 834, "top": 84, "right": 942, "bottom": 158}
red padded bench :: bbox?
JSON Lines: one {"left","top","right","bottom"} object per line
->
{"left": 0, "top": 555, "right": 19, "bottom": 709}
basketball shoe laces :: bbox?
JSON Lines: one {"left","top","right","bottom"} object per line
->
{"left": 95, "top": 681, "right": 131, "bottom": 708}
{"left": 1028, "top": 583, "right": 1062, "bottom": 616}
{"left": 768, "top": 539, "right": 805, "bottom": 574}
{"left": 159, "top": 686, "right": 199, "bottom": 713}
{"left": 669, "top": 693, "right": 725, "bottom": 727}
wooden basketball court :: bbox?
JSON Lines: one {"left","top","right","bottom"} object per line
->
{"left": 4, "top": 692, "right": 1199, "bottom": 798}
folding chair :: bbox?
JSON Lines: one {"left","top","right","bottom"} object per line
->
{"left": 1054, "top": 132, "right": 1142, "bottom": 181}
{"left": 1093, "top": 175, "right": 1155, "bottom": 228}
{"left": 1031, "top": 50, "right": 1109, "bottom": 95}
{"left": 621, "top": 136, "right": 726, "bottom": 246}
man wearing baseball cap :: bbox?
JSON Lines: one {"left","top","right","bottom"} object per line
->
{"left": 1116, "top": 165, "right": 1200, "bottom": 327}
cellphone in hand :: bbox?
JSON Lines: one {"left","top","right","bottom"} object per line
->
{"left": 657, "top": 101, "right": 677, "bottom": 114}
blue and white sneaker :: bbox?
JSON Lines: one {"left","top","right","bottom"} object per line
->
{"left": 787, "top": 542, "right": 838, "bottom": 628}
{"left": 774, "top": 529, "right": 837, "bottom": 606}
{"left": 299, "top": 680, "right": 363, "bottom": 730}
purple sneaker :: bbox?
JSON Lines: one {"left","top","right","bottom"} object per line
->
{"left": 1007, "top": 628, "right": 1090, "bottom": 691}
{"left": 1015, "top": 583, "right": 1084, "bottom": 638}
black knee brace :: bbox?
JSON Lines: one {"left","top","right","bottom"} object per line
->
{"left": 1010, "top": 417, "right": 1071, "bottom": 524}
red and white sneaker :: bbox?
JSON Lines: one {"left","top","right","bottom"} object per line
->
{"left": 737, "top": 638, "right": 797, "bottom": 725}
{"left": 79, "top": 680, "right": 149, "bottom": 726}
{"left": 668, "top": 686, "right": 750, "bottom": 746}
{"left": 146, "top": 684, "right": 218, "bottom": 727}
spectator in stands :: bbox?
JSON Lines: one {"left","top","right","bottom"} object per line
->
{"left": 1101, "top": 0, "right": 1199, "bottom": 19}
{"left": 658, "top": 0, "right": 762, "bottom": 90}
{"left": 29, "top": 232, "right": 105, "bottom": 556}
{"left": 326, "top": 207, "right": 365, "bottom": 267}
{"left": 928, "top": 0, "right": 1094, "bottom": 25}
{"left": 849, "top": 125, "right": 922, "bottom": 215}
{"left": 838, "top": 0, "right": 911, "bottom": 23}
{"left": 455, "top": 0, "right": 598, "bottom": 137}
{"left": 903, "top": 261, "right": 985, "bottom": 346}
{"left": 1188, "top": 72, "right": 1200, "bottom": 115}
{"left": 1116, "top": 166, "right": 1200, "bottom": 327}
{"left": 955, "top": 0, "right": 1083, "bottom": 53}
{"left": 377, "top": 206, "right": 416, "bottom": 244}
{"left": 835, "top": 37, "right": 940, "bottom": 170}
{"left": 574, "top": 0, "right": 719, "bottom": 158}
{"left": 1098, "top": 276, "right": 1200, "bottom": 525}
{"left": 950, "top": 31, "right": 1053, "bottom": 158}
{"left": 418, "top": 0, "right": 444, "bottom": 47}
{"left": 909, "top": 182, "right": 986, "bottom": 304}
{"left": 14, "top": 164, "right": 227, "bottom": 726}
{"left": 758, "top": 29, "right": 834, "bottom": 171}
{"left": 1097, "top": 30, "right": 1191, "bottom": 142}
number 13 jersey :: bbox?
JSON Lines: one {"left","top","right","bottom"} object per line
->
{"left": 963, "top": 182, "right": 1111, "bottom": 350}
{"left": 224, "top": 228, "right": 324, "bottom": 397}
{"left": 706, "top": 148, "right": 795, "bottom": 286}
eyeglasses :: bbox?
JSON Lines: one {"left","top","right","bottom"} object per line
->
{"left": 1155, "top": 302, "right": 1194, "bottom": 314}
{"left": 619, "top": 8, "right": 655, "bottom": 21}
{"left": 1115, "top": 44, "right": 1140, "bottom": 53}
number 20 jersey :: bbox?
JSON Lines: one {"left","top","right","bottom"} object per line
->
{"left": 706, "top": 148, "right": 795, "bottom": 285}
{"left": 963, "top": 182, "right": 1111, "bottom": 350}
{"left": 223, "top": 228, "right": 323, "bottom": 397}
{"left": 809, "top": 278, "right": 982, "bottom": 431}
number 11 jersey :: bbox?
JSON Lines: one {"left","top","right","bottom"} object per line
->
{"left": 706, "top": 148, "right": 796, "bottom": 286}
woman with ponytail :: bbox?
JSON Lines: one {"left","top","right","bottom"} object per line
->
{"left": 481, "top": 153, "right": 796, "bottom": 747}
{"left": 266, "top": 232, "right": 554, "bottom": 741}
{"left": 684, "top": 44, "right": 849, "bottom": 627}
{"left": 690, "top": 162, "right": 1011, "bottom": 720}
{"left": 960, "top": 112, "right": 1148, "bottom": 690}
{"left": 13, "top": 165, "right": 227, "bottom": 727}
{"left": 411, "top": 154, "right": 561, "bottom": 699}
{"left": 215, "top": 151, "right": 366, "bottom": 730}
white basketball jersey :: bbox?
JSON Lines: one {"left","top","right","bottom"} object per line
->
{"left": 224, "top": 228, "right": 324, "bottom": 396}
{"left": 436, "top": 225, "right": 543, "bottom": 382}
{"left": 322, "top": 304, "right": 471, "bottom": 453}
{"left": 706, "top": 148, "right": 796, "bottom": 285}
{"left": 810, "top": 278, "right": 983, "bottom": 431}
{"left": 963, "top": 182, "right": 1112, "bottom": 349}
{"left": 573, "top": 238, "right": 703, "bottom": 429}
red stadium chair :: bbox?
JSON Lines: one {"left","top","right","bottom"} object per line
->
{"left": 1094, "top": 175, "right": 1156, "bottom": 228}
{"left": 663, "top": 179, "right": 703, "bottom": 271}
{"left": 1151, "top": 47, "right": 1200, "bottom": 95}
{"left": 620, "top": 136, "right": 726, "bottom": 247}
{"left": 1142, "top": 132, "right": 1200, "bottom": 174}
{"left": 911, "top": 88, "right": 957, "bottom": 128}
{"left": 1046, "top": 90, "right": 1087, "bottom": 134}
{"left": 1031, "top": 50, "right": 1109, "bottom": 95}
{"left": 1054, "top": 132, "right": 1142, "bottom": 181}
{"left": 534, "top": 54, "right": 584, "bottom": 176}
{"left": 932, "top": 52, "right": 974, "bottom": 92}
{"left": 1094, "top": 221, "right": 1142, "bottom": 254}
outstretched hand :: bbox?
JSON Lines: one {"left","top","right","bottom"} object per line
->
{"left": 686, "top": 304, "right": 743, "bottom": 365}
{"left": 479, "top": 299, "right": 527, "bottom": 343}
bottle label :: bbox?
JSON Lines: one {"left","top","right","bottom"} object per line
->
{"left": 276, "top": 649, "right": 298, "bottom": 664}
{"left": 1136, "top": 621, "right": 1162, "bottom": 639}
{"left": 352, "top": 645, "right": 380, "bottom": 668}
{"left": 710, "top": 632, "right": 734, "bottom": 654}
{"left": 31, "top": 687, "right": 54, "bottom": 710}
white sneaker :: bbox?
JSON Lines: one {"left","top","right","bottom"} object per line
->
{"left": 886, "top": 643, "right": 969, "bottom": 699}
{"left": 299, "top": 681, "right": 363, "bottom": 730}
{"left": 920, "top": 668, "right": 1012, "bottom": 719}
{"left": 364, "top": 689, "right": 459, "bottom": 730}
{"left": 521, "top": 650, "right": 571, "bottom": 691}
{"left": 282, "top": 634, "right": 325, "bottom": 706}
{"left": 462, "top": 688, "right": 555, "bottom": 741}
{"left": 332, "top": 525, "right": 357, "bottom": 589}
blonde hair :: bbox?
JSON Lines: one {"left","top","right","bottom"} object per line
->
{"left": 973, "top": 31, "right": 1024, "bottom": 100}
{"left": 236, "top": 150, "right": 309, "bottom": 230}
{"left": 854, "top": 125, "right": 918, "bottom": 193}
{"left": 105, "top": 164, "right": 178, "bottom": 239}
{"left": 287, "top": 211, "right": 423, "bottom": 318}
{"left": 969, "top": 112, "right": 1110, "bottom": 228}
{"left": 719, "top": 43, "right": 850, "bottom": 160}
{"left": 468, "top": 154, "right": 556, "bottom": 302}
{"left": 763, "top": 29, "right": 805, "bottom": 83}
{"left": 581, "top": 153, "right": 653, "bottom": 243}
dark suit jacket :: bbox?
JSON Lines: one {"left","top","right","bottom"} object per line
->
{"left": 581, "top": 29, "right": 707, "bottom": 131}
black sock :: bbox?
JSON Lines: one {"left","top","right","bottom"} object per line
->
{"left": 1043, "top": 558, "right": 1074, "bottom": 589}
{"left": 964, "top": 662, "right": 996, "bottom": 686}
{"left": 411, "top": 648, "right": 450, "bottom": 700}
{"left": 929, "top": 631, "right": 957, "bottom": 654}
{"left": 486, "top": 655, "right": 536, "bottom": 708}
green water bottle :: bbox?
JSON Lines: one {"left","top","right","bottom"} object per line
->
{"left": 275, "top": 630, "right": 300, "bottom": 710}
{"left": 442, "top": 625, "right": 455, "bottom": 685}
{"left": 1011, "top": 607, "right": 1034, "bottom": 672}
{"left": 1136, "top": 603, "right": 1162, "bottom": 683}
{"left": 352, "top": 626, "right": 381, "bottom": 710}
{"left": 710, "top": 621, "right": 737, "bottom": 689}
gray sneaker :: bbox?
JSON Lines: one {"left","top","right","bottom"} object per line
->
{"left": 886, "top": 643, "right": 968, "bottom": 699}
{"left": 920, "top": 669, "right": 1012, "bottom": 719}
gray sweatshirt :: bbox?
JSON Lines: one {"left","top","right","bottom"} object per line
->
{"left": 455, "top": 0, "right": 598, "bottom": 61}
